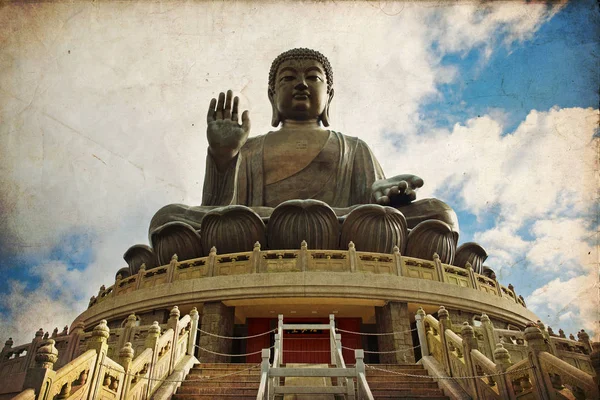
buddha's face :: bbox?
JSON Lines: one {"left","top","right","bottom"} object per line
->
{"left": 271, "top": 58, "right": 330, "bottom": 123}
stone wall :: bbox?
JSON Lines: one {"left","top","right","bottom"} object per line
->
{"left": 445, "top": 308, "right": 512, "bottom": 330}
{"left": 375, "top": 301, "right": 415, "bottom": 363}
{"left": 198, "top": 301, "right": 235, "bottom": 362}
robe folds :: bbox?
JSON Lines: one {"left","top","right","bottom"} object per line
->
{"left": 201, "top": 131, "right": 384, "bottom": 208}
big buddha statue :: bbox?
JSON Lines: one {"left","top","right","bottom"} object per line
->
{"left": 123, "top": 49, "right": 484, "bottom": 277}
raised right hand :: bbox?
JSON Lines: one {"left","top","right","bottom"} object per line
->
{"left": 207, "top": 90, "right": 250, "bottom": 168}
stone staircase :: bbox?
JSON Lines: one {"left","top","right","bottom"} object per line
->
{"left": 172, "top": 363, "right": 261, "bottom": 400}
{"left": 173, "top": 363, "right": 450, "bottom": 400}
{"left": 364, "top": 364, "right": 449, "bottom": 399}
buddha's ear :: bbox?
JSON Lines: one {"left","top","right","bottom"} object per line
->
{"left": 268, "top": 88, "right": 281, "bottom": 127}
{"left": 320, "top": 88, "right": 335, "bottom": 127}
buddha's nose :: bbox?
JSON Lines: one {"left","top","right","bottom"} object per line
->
{"left": 295, "top": 80, "right": 308, "bottom": 90}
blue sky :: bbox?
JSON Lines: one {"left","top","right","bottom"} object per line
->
{"left": 0, "top": 0, "right": 598, "bottom": 344}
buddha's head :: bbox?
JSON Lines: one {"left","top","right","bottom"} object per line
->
{"left": 268, "top": 48, "right": 335, "bottom": 127}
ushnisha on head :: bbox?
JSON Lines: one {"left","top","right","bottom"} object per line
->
{"left": 268, "top": 48, "right": 335, "bottom": 127}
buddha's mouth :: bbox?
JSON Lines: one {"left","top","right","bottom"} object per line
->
{"left": 293, "top": 92, "right": 310, "bottom": 100}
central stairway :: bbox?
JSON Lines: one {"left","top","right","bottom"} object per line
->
{"left": 173, "top": 363, "right": 451, "bottom": 400}
{"left": 365, "top": 364, "right": 449, "bottom": 399}
{"left": 173, "top": 363, "right": 261, "bottom": 399}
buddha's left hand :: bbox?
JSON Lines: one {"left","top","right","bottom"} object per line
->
{"left": 372, "top": 175, "right": 424, "bottom": 207}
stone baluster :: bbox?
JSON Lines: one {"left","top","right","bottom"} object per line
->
{"left": 1, "top": 337, "right": 13, "bottom": 361}
{"left": 207, "top": 247, "right": 217, "bottom": 277}
{"left": 135, "top": 263, "right": 147, "bottom": 290}
{"left": 118, "top": 314, "right": 138, "bottom": 353}
{"left": 167, "top": 254, "right": 178, "bottom": 283}
{"left": 461, "top": 322, "right": 479, "bottom": 398}
{"left": 118, "top": 342, "right": 135, "bottom": 399}
{"left": 167, "top": 306, "right": 180, "bottom": 375}
{"left": 465, "top": 262, "right": 477, "bottom": 289}
{"left": 437, "top": 306, "right": 452, "bottom": 376}
{"left": 84, "top": 320, "right": 110, "bottom": 400}
{"left": 415, "top": 308, "right": 429, "bottom": 358}
{"left": 23, "top": 338, "right": 58, "bottom": 399}
{"left": 393, "top": 245, "right": 403, "bottom": 276}
{"left": 432, "top": 253, "right": 445, "bottom": 282}
{"left": 144, "top": 321, "right": 161, "bottom": 399}
{"left": 252, "top": 242, "right": 261, "bottom": 273}
{"left": 187, "top": 308, "right": 200, "bottom": 357}
{"left": 524, "top": 322, "right": 553, "bottom": 400}
{"left": 348, "top": 241, "right": 357, "bottom": 273}
{"left": 578, "top": 330, "right": 592, "bottom": 354}
{"left": 479, "top": 313, "right": 496, "bottom": 360}
{"left": 493, "top": 344, "right": 513, "bottom": 399}
{"left": 299, "top": 240, "right": 308, "bottom": 271}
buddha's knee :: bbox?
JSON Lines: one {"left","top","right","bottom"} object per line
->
{"left": 398, "top": 198, "right": 459, "bottom": 233}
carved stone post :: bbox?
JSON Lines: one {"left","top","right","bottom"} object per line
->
{"left": 1, "top": 337, "right": 13, "bottom": 360}
{"left": 524, "top": 322, "right": 552, "bottom": 400}
{"left": 590, "top": 342, "right": 600, "bottom": 393}
{"left": 461, "top": 322, "right": 479, "bottom": 398}
{"left": 415, "top": 308, "right": 429, "bottom": 358}
{"left": 85, "top": 320, "right": 110, "bottom": 400}
{"left": 252, "top": 242, "right": 261, "bottom": 273}
{"left": 493, "top": 343, "right": 513, "bottom": 400}
{"left": 466, "top": 262, "right": 477, "bottom": 289}
{"left": 187, "top": 307, "right": 200, "bottom": 356}
{"left": 118, "top": 314, "right": 137, "bottom": 353}
{"left": 393, "top": 245, "right": 403, "bottom": 276}
{"left": 299, "top": 240, "right": 308, "bottom": 271}
{"left": 168, "top": 306, "right": 180, "bottom": 374}
{"left": 433, "top": 253, "right": 445, "bottom": 282}
{"left": 207, "top": 247, "right": 217, "bottom": 277}
{"left": 22, "top": 338, "right": 58, "bottom": 399}
{"left": 24, "top": 328, "right": 44, "bottom": 372}
{"left": 135, "top": 264, "right": 146, "bottom": 290}
{"left": 166, "top": 254, "right": 178, "bottom": 283}
{"left": 348, "top": 241, "right": 357, "bottom": 273}
{"left": 437, "top": 306, "right": 452, "bottom": 375}
{"left": 144, "top": 321, "right": 161, "bottom": 399}
{"left": 65, "top": 321, "right": 84, "bottom": 364}
{"left": 578, "top": 330, "right": 592, "bottom": 354}
{"left": 480, "top": 313, "right": 496, "bottom": 360}
{"left": 118, "top": 342, "right": 134, "bottom": 399}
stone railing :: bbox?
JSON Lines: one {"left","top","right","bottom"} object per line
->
{"left": 89, "top": 242, "right": 526, "bottom": 309}
{"left": 5, "top": 306, "right": 199, "bottom": 400}
{"left": 415, "top": 306, "right": 599, "bottom": 399}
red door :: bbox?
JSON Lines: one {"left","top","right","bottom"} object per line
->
{"left": 246, "top": 317, "right": 362, "bottom": 364}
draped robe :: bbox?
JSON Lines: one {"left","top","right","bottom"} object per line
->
{"left": 201, "top": 131, "right": 384, "bottom": 208}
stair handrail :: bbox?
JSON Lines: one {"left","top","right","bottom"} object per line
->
{"left": 355, "top": 349, "right": 375, "bottom": 400}
{"left": 257, "top": 348, "right": 270, "bottom": 400}
{"left": 538, "top": 351, "right": 599, "bottom": 399}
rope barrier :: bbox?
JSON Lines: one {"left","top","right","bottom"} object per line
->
{"left": 365, "top": 364, "right": 535, "bottom": 380}
{"left": 336, "top": 327, "right": 417, "bottom": 336}
{"left": 197, "top": 328, "right": 276, "bottom": 339}
{"left": 195, "top": 344, "right": 275, "bottom": 357}
{"left": 342, "top": 344, "right": 420, "bottom": 354}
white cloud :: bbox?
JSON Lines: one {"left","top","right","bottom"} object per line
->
{"left": 526, "top": 272, "right": 599, "bottom": 340}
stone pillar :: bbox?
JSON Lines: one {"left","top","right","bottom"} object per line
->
{"left": 375, "top": 301, "right": 415, "bottom": 363}
{"left": 22, "top": 338, "right": 58, "bottom": 398}
{"left": 199, "top": 301, "right": 235, "bottom": 363}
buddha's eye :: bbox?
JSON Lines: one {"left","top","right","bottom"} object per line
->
{"left": 307, "top": 75, "right": 323, "bottom": 82}
{"left": 280, "top": 75, "right": 295, "bottom": 82}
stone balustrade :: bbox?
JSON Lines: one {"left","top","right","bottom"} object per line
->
{"left": 89, "top": 243, "right": 526, "bottom": 310}
{"left": 1, "top": 306, "right": 200, "bottom": 400}
{"left": 417, "top": 306, "right": 599, "bottom": 400}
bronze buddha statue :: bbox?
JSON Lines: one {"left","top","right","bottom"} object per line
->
{"left": 127, "top": 49, "right": 468, "bottom": 272}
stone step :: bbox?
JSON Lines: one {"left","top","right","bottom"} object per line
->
{"left": 188, "top": 368, "right": 260, "bottom": 375}
{"left": 181, "top": 377, "right": 261, "bottom": 385}
{"left": 172, "top": 395, "right": 257, "bottom": 400}
{"left": 176, "top": 386, "right": 259, "bottom": 395}
{"left": 367, "top": 381, "right": 439, "bottom": 389}
{"left": 192, "top": 363, "right": 257, "bottom": 369}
